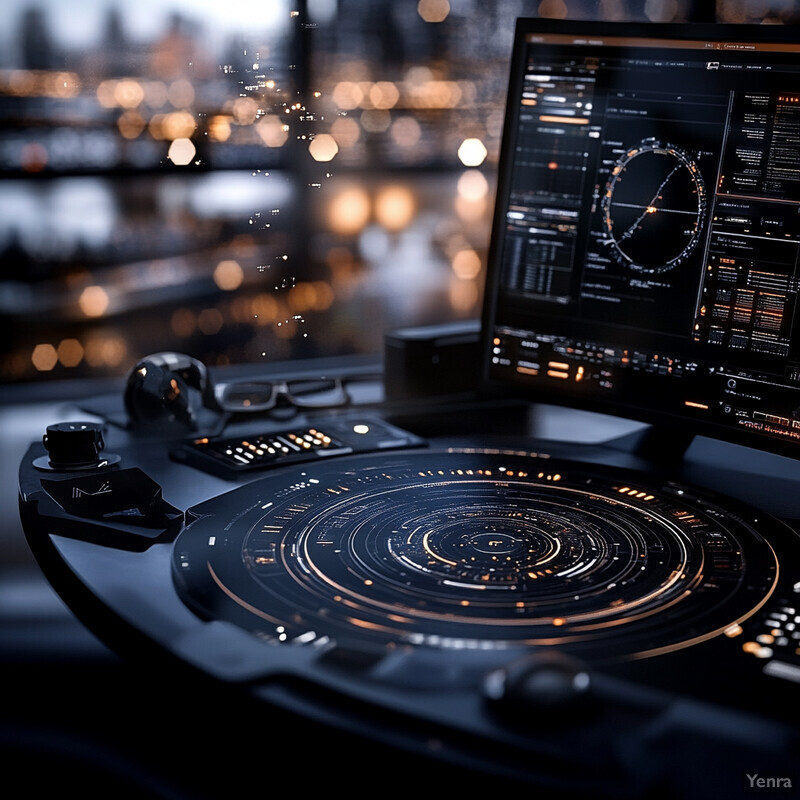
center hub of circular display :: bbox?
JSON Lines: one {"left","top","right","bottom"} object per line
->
{"left": 467, "top": 531, "right": 526, "bottom": 554}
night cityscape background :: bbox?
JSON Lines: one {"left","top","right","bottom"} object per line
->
{"left": 1, "top": 0, "right": 794, "bottom": 386}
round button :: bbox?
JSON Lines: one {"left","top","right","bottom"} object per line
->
{"left": 484, "top": 651, "right": 594, "bottom": 718}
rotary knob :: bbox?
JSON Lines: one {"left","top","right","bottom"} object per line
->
{"left": 483, "top": 651, "right": 595, "bottom": 720}
{"left": 41, "top": 421, "right": 115, "bottom": 470}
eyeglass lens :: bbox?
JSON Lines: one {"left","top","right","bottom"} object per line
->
{"left": 218, "top": 378, "right": 349, "bottom": 412}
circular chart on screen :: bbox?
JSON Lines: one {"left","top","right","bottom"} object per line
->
{"left": 600, "top": 138, "right": 708, "bottom": 274}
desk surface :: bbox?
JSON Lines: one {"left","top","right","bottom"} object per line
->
{"left": 4, "top": 368, "right": 800, "bottom": 799}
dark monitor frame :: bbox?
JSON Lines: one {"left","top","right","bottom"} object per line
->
{"left": 480, "top": 17, "right": 800, "bottom": 462}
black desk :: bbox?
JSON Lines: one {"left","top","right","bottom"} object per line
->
{"left": 4, "top": 364, "right": 800, "bottom": 799}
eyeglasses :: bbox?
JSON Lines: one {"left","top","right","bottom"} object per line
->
{"left": 127, "top": 352, "right": 374, "bottom": 433}
{"left": 211, "top": 377, "right": 352, "bottom": 415}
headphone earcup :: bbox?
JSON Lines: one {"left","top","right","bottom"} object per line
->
{"left": 124, "top": 353, "right": 206, "bottom": 435}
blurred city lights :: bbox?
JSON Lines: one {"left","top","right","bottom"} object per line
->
{"left": 197, "top": 307, "right": 224, "bottom": 335}
{"left": 455, "top": 169, "right": 490, "bottom": 220}
{"left": 213, "top": 260, "right": 244, "bottom": 291}
{"left": 84, "top": 335, "right": 127, "bottom": 368}
{"left": 390, "top": 116, "right": 421, "bottom": 148}
{"left": 328, "top": 186, "right": 372, "bottom": 235}
{"left": 57, "top": 338, "right": 84, "bottom": 367}
{"left": 452, "top": 248, "right": 482, "bottom": 280}
{"left": 332, "top": 81, "right": 364, "bottom": 110}
{"left": 1, "top": 0, "right": 642, "bottom": 383}
{"left": 117, "top": 110, "right": 147, "bottom": 139}
{"left": 457, "top": 169, "right": 489, "bottom": 201}
{"left": 232, "top": 96, "right": 259, "bottom": 125}
{"left": 167, "top": 79, "right": 195, "bottom": 109}
{"left": 374, "top": 185, "right": 417, "bottom": 233}
{"left": 360, "top": 109, "right": 391, "bottom": 133}
{"left": 448, "top": 276, "right": 479, "bottom": 312}
{"left": 1, "top": 69, "right": 80, "bottom": 98}
{"left": 256, "top": 115, "right": 289, "bottom": 147}
{"left": 309, "top": 133, "right": 339, "bottom": 162}
{"left": 31, "top": 343, "right": 58, "bottom": 372}
{"left": 171, "top": 308, "right": 196, "bottom": 338}
{"left": 79, "top": 285, "right": 110, "bottom": 317}
{"left": 457, "top": 138, "right": 488, "bottom": 167}
{"left": 115, "top": 79, "right": 145, "bottom": 108}
{"left": 538, "top": 0, "right": 569, "bottom": 18}
{"left": 369, "top": 81, "right": 400, "bottom": 110}
{"left": 644, "top": 0, "right": 680, "bottom": 22}
{"left": 418, "top": 0, "right": 451, "bottom": 23}
{"left": 330, "top": 116, "right": 361, "bottom": 148}
{"left": 167, "top": 137, "right": 197, "bottom": 165}
{"left": 161, "top": 111, "right": 197, "bottom": 140}
{"left": 208, "top": 115, "right": 233, "bottom": 141}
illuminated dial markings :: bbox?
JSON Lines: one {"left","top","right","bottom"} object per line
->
{"left": 173, "top": 450, "right": 778, "bottom": 661}
{"left": 601, "top": 138, "right": 707, "bottom": 273}
{"left": 283, "top": 484, "right": 696, "bottom": 632}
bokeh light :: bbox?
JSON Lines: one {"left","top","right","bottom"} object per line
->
{"left": 31, "top": 343, "right": 58, "bottom": 372}
{"left": 328, "top": 186, "right": 372, "bottom": 235}
{"left": 256, "top": 115, "right": 289, "bottom": 147}
{"left": 418, "top": 0, "right": 450, "bottom": 23}
{"left": 3, "top": 0, "right": 719, "bottom": 387}
{"left": 79, "top": 285, "right": 110, "bottom": 317}
{"left": 117, "top": 110, "right": 147, "bottom": 139}
{"left": 213, "top": 260, "right": 244, "bottom": 291}
{"left": 452, "top": 248, "right": 482, "bottom": 280}
{"left": 167, "top": 138, "right": 197, "bottom": 165}
{"left": 57, "top": 338, "right": 84, "bottom": 368}
{"left": 390, "top": 116, "right": 422, "bottom": 148}
{"left": 331, "top": 117, "right": 361, "bottom": 148}
{"left": 197, "top": 307, "right": 224, "bottom": 335}
{"left": 374, "top": 185, "right": 417, "bottom": 233}
{"left": 309, "top": 133, "right": 339, "bottom": 162}
{"left": 457, "top": 169, "right": 489, "bottom": 202}
{"left": 457, "top": 138, "right": 488, "bottom": 167}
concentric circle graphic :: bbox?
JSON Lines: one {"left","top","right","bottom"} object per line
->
{"left": 173, "top": 449, "right": 778, "bottom": 661}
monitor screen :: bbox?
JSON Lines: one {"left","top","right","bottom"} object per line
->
{"left": 481, "top": 18, "right": 800, "bottom": 460}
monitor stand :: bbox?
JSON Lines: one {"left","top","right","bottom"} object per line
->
{"left": 608, "top": 423, "right": 695, "bottom": 466}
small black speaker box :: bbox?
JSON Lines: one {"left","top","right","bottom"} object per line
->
{"left": 383, "top": 319, "right": 481, "bottom": 401}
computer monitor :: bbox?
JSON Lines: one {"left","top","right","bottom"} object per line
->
{"left": 481, "top": 18, "right": 800, "bottom": 460}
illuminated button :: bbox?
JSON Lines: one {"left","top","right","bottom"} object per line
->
{"left": 743, "top": 641, "right": 773, "bottom": 659}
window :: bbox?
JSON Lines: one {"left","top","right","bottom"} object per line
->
{"left": 0, "top": 0, "right": 777, "bottom": 385}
